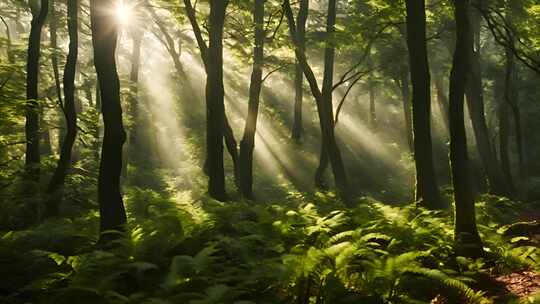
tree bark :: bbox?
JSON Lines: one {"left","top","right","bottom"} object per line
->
{"left": 205, "top": 0, "right": 229, "bottom": 200}
{"left": 184, "top": 0, "right": 238, "bottom": 194}
{"left": 465, "top": 3, "right": 509, "bottom": 196}
{"left": 284, "top": 0, "right": 350, "bottom": 201}
{"left": 291, "top": 0, "right": 308, "bottom": 143}
{"left": 25, "top": 0, "right": 49, "bottom": 181}
{"left": 44, "top": 0, "right": 79, "bottom": 218}
{"left": 239, "top": 0, "right": 264, "bottom": 199}
{"left": 405, "top": 0, "right": 444, "bottom": 209}
{"left": 449, "top": 0, "right": 483, "bottom": 257}
{"left": 91, "top": 0, "right": 128, "bottom": 236}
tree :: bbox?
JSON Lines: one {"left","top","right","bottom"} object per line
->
{"left": 91, "top": 0, "right": 128, "bottom": 236}
{"left": 238, "top": 0, "right": 264, "bottom": 199}
{"left": 183, "top": 0, "right": 236, "bottom": 200}
{"left": 284, "top": 0, "right": 350, "bottom": 201}
{"left": 449, "top": 0, "right": 483, "bottom": 257}
{"left": 25, "top": 0, "right": 48, "bottom": 181}
{"left": 405, "top": 0, "right": 444, "bottom": 209}
{"left": 465, "top": 1, "right": 509, "bottom": 196}
{"left": 205, "top": 0, "right": 230, "bottom": 200}
{"left": 44, "top": 0, "right": 79, "bottom": 218}
{"left": 127, "top": 27, "right": 143, "bottom": 167}
{"left": 290, "top": 0, "right": 308, "bottom": 143}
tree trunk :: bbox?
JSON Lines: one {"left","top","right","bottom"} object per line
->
{"left": 184, "top": 0, "right": 238, "bottom": 192}
{"left": 44, "top": 0, "right": 78, "bottom": 218}
{"left": 291, "top": 0, "right": 308, "bottom": 143}
{"left": 504, "top": 44, "right": 526, "bottom": 198}
{"left": 368, "top": 80, "right": 377, "bottom": 130}
{"left": 433, "top": 72, "right": 450, "bottom": 132}
{"left": 50, "top": 0, "right": 63, "bottom": 112}
{"left": 127, "top": 28, "right": 143, "bottom": 168}
{"left": 205, "top": 0, "right": 229, "bottom": 201}
{"left": 25, "top": 0, "right": 49, "bottom": 181}
{"left": 394, "top": 71, "right": 414, "bottom": 153}
{"left": 239, "top": 0, "right": 264, "bottom": 199}
{"left": 464, "top": 3, "right": 509, "bottom": 196}
{"left": 285, "top": 0, "right": 350, "bottom": 200}
{"left": 449, "top": 0, "right": 483, "bottom": 257}
{"left": 91, "top": 0, "right": 127, "bottom": 237}
{"left": 405, "top": 0, "right": 443, "bottom": 209}
{"left": 40, "top": 105, "right": 52, "bottom": 156}
{"left": 94, "top": 82, "right": 101, "bottom": 163}
{"left": 500, "top": 47, "right": 518, "bottom": 194}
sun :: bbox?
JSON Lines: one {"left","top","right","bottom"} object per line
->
{"left": 114, "top": 0, "right": 133, "bottom": 27}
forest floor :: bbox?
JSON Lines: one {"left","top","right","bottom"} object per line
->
{"left": 1, "top": 183, "right": 540, "bottom": 303}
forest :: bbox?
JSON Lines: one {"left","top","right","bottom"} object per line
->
{"left": 0, "top": 0, "right": 540, "bottom": 303}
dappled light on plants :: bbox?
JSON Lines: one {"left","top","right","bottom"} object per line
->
{"left": 1, "top": 0, "right": 540, "bottom": 303}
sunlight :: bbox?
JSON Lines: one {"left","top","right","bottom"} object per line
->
{"left": 114, "top": 0, "right": 133, "bottom": 27}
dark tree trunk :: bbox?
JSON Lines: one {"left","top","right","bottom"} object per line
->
{"left": 91, "top": 0, "right": 127, "bottom": 236}
{"left": 25, "top": 0, "right": 49, "bottom": 181}
{"left": 44, "top": 0, "right": 79, "bottom": 218}
{"left": 206, "top": 0, "right": 229, "bottom": 200}
{"left": 239, "top": 0, "right": 264, "bottom": 199}
{"left": 464, "top": 4, "right": 509, "bottom": 196}
{"left": 127, "top": 28, "right": 143, "bottom": 167}
{"left": 449, "top": 0, "right": 483, "bottom": 257}
{"left": 504, "top": 44, "right": 526, "bottom": 197}
{"left": 499, "top": 48, "right": 518, "bottom": 194}
{"left": 397, "top": 71, "right": 414, "bottom": 153}
{"left": 184, "top": 0, "right": 238, "bottom": 192}
{"left": 405, "top": 0, "right": 443, "bottom": 209}
{"left": 49, "top": 0, "right": 65, "bottom": 153}
{"left": 291, "top": 0, "right": 308, "bottom": 143}
{"left": 284, "top": 0, "right": 350, "bottom": 201}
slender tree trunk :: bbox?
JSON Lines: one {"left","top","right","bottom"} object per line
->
{"left": 94, "top": 82, "right": 101, "bottom": 162}
{"left": 127, "top": 28, "right": 143, "bottom": 168}
{"left": 291, "top": 0, "right": 308, "bottom": 143}
{"left": 394, "top": 71, "right": 414, "bottom": 153}
{"left": 405, "top": 0, "right": 443, "bottom": 209}
{"left": 205, "top": 0, "right": 229, "bottom": 200}
{"left": 49, "top": 0, "right": 65, "bottom": 152}
{"left": 184, "top": 0, "right": 238, "bottom": 191}
{"left": 464, "top": 3, "right": 509, "bottom": 196}
{"left": 433, "top": 72, "right": 450, "bottom": 132}
{"left": 368, "top": 80, "right": 377, "bottom": 130}
{"left": 50, "top": 0, "right": 63, "bottom": 111}
{"left": 91, "top": 0, "right": 128, "bottom": 237}
{"left": 449, "top": 0, "right": 483, "bottom": 257}
{"left": 500, "top": 48, "right": 518, "bottom": 194}
{"left": 44, "top": 0, "right": 79, "bottom": 218}
{"left": 284, "top": 0, "right": 350, "bottom": 201}
{"left": 505, "top": 44, "right": 526, "bottom": 198}
{"left": 25, "top": 0, "right": 49, "bottom": 181}
{"left": 239, "top": 0, "right": 264, "bottom": 199}
{"left": 40, "top": 106, "right": 52, "bottom": 156}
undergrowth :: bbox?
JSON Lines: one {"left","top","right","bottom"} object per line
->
{"left": 0, "top": 188, "right": 538, "bottom": 304}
